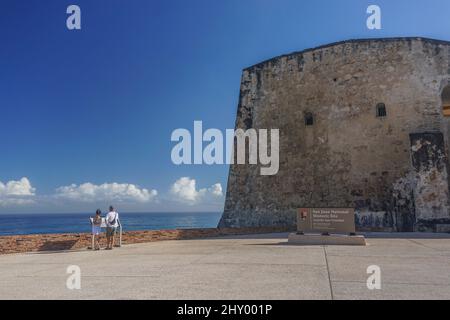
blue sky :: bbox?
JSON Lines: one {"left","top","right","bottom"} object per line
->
{"left": 1, "top": 0, "right": 449, "bottom": 213}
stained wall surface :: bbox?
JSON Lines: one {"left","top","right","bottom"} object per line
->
{"left": 220, "top": 38, "right": 450, "bottom": 232}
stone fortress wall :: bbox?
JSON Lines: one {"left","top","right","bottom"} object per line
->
{"left": 220, "top": 37, "right": 450, "bottom": 232}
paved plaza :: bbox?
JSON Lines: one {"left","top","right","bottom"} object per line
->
{"left": 1, "top": 233, "right": 450, "bottom": 300}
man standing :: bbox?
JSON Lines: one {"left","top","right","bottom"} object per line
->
{"left": 105, "top": 206, "right": 119, "bottom": 250}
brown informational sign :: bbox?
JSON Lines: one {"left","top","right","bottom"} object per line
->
{"left": 297, "top": 208, "right": 356, "bottom": 234}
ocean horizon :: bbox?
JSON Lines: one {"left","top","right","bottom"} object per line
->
{"left": 0, "top": 212, "right": 223, "bottom": 236}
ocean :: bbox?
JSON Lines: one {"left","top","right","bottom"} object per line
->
{"left": 0, "top": 212, "right": 222, "bottom": 236}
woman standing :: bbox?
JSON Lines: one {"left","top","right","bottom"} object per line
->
{"left": 91, "top": 209, "right": 103, "bottom": 250}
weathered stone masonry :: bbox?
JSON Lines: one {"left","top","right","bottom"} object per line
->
{"left": 220, "top": 37, "right": 450, "bottom": 232}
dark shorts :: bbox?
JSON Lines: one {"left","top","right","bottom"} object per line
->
{"left": 106, "top": 227, "right": 117, "bottom": 237}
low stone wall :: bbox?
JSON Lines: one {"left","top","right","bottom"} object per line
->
{"left": 0, "top": 226, "right": 294, "bottom": 255}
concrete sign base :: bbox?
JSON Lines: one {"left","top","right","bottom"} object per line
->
{"left": 288, "top": 233, "right": 366, "bottom": 246}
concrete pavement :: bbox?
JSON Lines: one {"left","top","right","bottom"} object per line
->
{"left": 1, "top": 232, "right": 450, "bottom": 300}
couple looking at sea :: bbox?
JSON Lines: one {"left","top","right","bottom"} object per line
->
{"left": 91, "top": 206, "right": 120, "bottom": 250}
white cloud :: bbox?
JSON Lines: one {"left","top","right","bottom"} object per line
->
{"left": 169, "top": 177, "right": 223, "bottom": 205}
{"left": 0, "top": 177, "right": 35, "bottom": 196}
{"left": 0, "top": 176, "right": 225, "bottom": 211}
{"left": 209, "top": 183, "right": 223, "bottom": 197}
{"left": 0, "top": 177, "right": 36, "bottom": 206}
{"left": 55, "top": 182, "right": 158, "bottom": 203}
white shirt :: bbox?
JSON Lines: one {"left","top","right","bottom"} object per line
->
{"left": 105, "top": 211, "right": 119, "bottom": 228}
